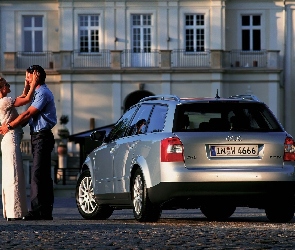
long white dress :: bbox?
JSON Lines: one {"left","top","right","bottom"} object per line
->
{"left": 0, "top": 97, "right": 28, "bottom": 219}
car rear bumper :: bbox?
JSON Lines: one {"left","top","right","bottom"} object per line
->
{"left": 159, "top": 163, "right": 295, "bottom": 183}
{"left": 147, "top": 164, "right": 295, "bottom": 207}
{"left": 148, "top": 181, "right": 295, "bottom": 208}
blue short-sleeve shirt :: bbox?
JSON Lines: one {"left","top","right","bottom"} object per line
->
{"left": 29, "top": 84, "right": 57, "bottom": 132}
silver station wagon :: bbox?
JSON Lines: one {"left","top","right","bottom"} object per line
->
{"left": 76, "top": 94, "right": 295, "bottom": 222}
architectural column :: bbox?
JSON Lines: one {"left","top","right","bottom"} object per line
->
{"left": 268, "top": 74, "right": 280, "bottom": 118}
{"left": 4, "top": 52, "right": 16, "bottom": 71}
{"left": 58, "top": 75, "right": 72, "bottom": 167}
{"left": 158, "top": 1, "right": 169, "bottom": 48}
{"left": 111, "top": 50, "right": 122, "bottom": 69}
{"left": 59, "top": 2, "right": 74, "bottom": 51}
{"left": 210, "top": 50, "right": 223, "bottom": 68}
{"left": 161, "top": 73, "right": 171, "bottom": 95}
{"left": 210, "top": 1, "right": 225, "bottom": 50}
{"left": 160, "top": 50, "right": 172, "bottom": 69}
{"left": 267, "top": 50, "right": 280, "bottom": 68}
{"left": 60, "top": 80, "right": 72, "bottom": 130}
{"left": 168, "top": 2, "right": 178, "bottom": 50}
{"left": 60, "top": 75, "right": 73, "bottom": 140}
{"left": 284, "top": 4, "right": 295, "bottom": 134}
{"left": 105, "top": 2, "right": 115, "bottom": 50}
{"left": 59, "top": 51, "right": 72, "bottom": 70}
{"left": 114, "top": 2, "right": 126, "bottom": 51}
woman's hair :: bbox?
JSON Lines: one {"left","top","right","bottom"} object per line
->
{"left": 26, "top": 65, "right": 46, "bottom": 83}
{"left": 0, "top": 77, "right": 7, "bottom": 88}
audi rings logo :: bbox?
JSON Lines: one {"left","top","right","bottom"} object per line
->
{"left": 226, "top": 135, "right": 242, "bottom": 141}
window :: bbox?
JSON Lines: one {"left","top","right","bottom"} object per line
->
{"left": 185, "top": 14, "right": 205, "bottom": 52}
{"left": 107, "top": 106, "right": 138, "bottom": 141}
{"left": 241, "top": 15, "right": 261, "bottom": 51}
{"left": 128, "top": 104, "right": 153, "bottom": 136}
{"left": 174, "top": 103, "right": 282, "bottom": 132}
{"left": 132, "top": 14, "right": 151, "bottom": 53}
{"left": 79, "top": 15, "right": 99, "bottom": 52}
{"left": 23, "top": 16, "right": 43, "bottom": 52}
{"left": 147, "top": 105, "right": 168, "bottom": 133}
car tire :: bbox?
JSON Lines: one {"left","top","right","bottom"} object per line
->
{"left": 76, "top": 170, "right": 114, "bottom": 220}
{"left": 201, "top": 204, "right": 236, "bottom": 221}
{"left": 265, "top": 205, "right": 294, "bottom": 223}
{"left": 131, "top": 168, "right": 162, "bottom": 222}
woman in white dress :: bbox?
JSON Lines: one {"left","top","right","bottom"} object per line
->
{"left": 0, "top": 73, "right": 37, "bottom": 220}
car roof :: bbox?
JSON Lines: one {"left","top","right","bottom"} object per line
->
{"left": 139, "top": 94, "right": 262, "bottom": 104}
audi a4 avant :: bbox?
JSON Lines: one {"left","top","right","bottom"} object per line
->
{"left": 76, "top": 94, "right": 295, "bottom": 222}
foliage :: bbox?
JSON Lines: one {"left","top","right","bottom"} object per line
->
{"left": 58, "top": 115, "right": 70, "bottom": 139}
{"left": 59, "top": 115, "right": 69, "bottom": 125}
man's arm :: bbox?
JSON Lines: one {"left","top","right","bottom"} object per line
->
{"left": 0, "top": 106, "right": 39, "bottom": 135}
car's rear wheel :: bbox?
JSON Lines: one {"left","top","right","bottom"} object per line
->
{"left": 201, "top": 204, "right": 236, "bottom": 221}
{"left": 76, "top": 170, "right": 113, "bottom": 220}
{"left": 265, "top": 204, "right": 294, "bottom": 223}
{"left": 131, "top": 168, "right": 162, "bottom": 222}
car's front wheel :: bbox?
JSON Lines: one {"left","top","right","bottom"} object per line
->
{"left": 76, "top": 170, "right": 113, "bottom": 220}
{"left": 131, "top": 168, "right": 162, "bottom": 222}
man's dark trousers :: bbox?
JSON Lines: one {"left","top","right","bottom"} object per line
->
{"left": 31, "top": 130, "right": 55, "bottom": 217}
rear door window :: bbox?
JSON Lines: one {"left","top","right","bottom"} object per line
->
{"left": 147, "top": 105, "right": 168, "bottom": 133}
{"left": 128, "top": 104, "right": 153, "bottom": 136}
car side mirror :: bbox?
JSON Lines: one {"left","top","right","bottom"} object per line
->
{"left": 90, "top": 130, "right": 106, "bottom": 143}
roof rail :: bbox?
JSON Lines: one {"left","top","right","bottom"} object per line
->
{"left": 139, "top": 95, "right": 181, "bottom": 102}
{"left": 229, "top": 94, "right": 260, "bottom": 102}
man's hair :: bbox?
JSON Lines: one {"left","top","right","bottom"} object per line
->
{"left": 26, "top": 65, "right": 46, "bottom": 83}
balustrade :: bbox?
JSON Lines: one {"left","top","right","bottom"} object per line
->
{"left": 20, "top": 139, "right": 77, "bottom": 186}
{"left": 4, "top": 50, "right": 280, "bottom": 70}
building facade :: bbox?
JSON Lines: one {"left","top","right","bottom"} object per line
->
{"left": 0, "top": 0, "right": 294, "bottom": 154}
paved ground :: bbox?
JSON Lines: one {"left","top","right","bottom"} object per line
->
{"left": 0, "top": 198, "right": 295, "bottom": 249}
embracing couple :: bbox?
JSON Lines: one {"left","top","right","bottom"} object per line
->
{"left": 0, "top": 65, "right": 57, "bottom": 221}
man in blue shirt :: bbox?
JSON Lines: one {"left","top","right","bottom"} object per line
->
{"left": 1, "top": 65, "right": 57, "bottom": 220}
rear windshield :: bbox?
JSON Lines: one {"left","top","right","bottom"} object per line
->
{"left": 173, "top": 102, "right": 283, "bottom": 132}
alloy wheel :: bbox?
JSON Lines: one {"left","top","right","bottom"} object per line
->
{"left": 78, "top": 176, "right": 97, "bottom": 214}
{"left": 133, "top": 174, "right": 143, "bottom": 215}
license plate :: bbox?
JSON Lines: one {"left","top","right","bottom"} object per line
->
{"left": 210, "top": 145, "right": 258, "bottom": 157}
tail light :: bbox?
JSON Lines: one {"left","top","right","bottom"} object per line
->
{"left": 161, "top": 137, "right": 184, "bottom": 162}
{"left": 284, "top": 137, "right": 295, "bottom": 161}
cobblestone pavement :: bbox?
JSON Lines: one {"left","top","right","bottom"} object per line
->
{"left": 0, "top": 198, "right": 295, "bottom": 249}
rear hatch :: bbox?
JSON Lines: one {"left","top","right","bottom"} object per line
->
{"left": 173, "top": 101, "right": 286, "bottom": 169}
{"left": 175, "top": 131, "right": 286, "bottom": 169}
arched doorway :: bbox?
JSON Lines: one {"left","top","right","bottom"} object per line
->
{"left": 124, "top": 90, "right": 154, "bottom": 112}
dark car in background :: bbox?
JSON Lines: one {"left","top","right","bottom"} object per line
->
{"left": 76, "top": 94, "right": 295, "bottom": 222}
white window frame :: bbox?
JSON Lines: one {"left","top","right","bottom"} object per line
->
{"left": 23, "top": 15, "right": 44, "bottom": 52}
{"left": 16, "top": 12, "right": 48, "bottom": 52}
{"left": 78, "top": 14, "right": 100, "bottom": 53}
{"left": 241, "top": 14, "right": 262, "bottom": 51}
{"left": 126, "top": 11, "right": 156, "bottom": 67}
{"left": 237, "top": 11, "right": 265, "bottom": 51}
{"left": 126, "top": 9, "right": 156, "bottom": 51}
{"left": 184, "top": 14, "right": 205, "bottom": 52}
{"left": 180, "top": 8, "right": 209, "bottom": 51}
{"left": 74, "top": 10, "right": 103, "bottom": 53}
{"left": 131, "top": 14, "right": 152, "bottom": 53}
